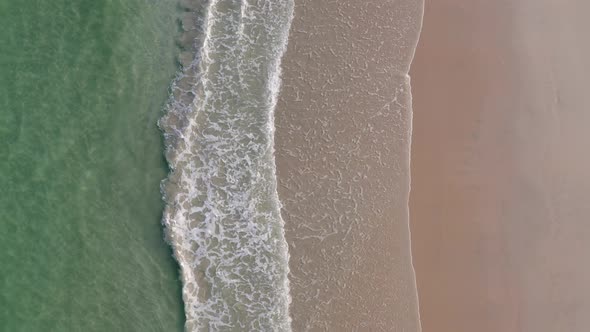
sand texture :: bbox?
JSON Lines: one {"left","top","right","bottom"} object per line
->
{"left": 410, "top": 0, "right": 590, "bottom": 331}
{"left": 275, "top": 0, "right": 423, "bottom": 330}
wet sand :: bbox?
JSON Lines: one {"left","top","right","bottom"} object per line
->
{"left": 410, "top": 1, "right": 590, "bottom": 331}
{"left": 275, "top": 0, "right": 423, "bottom": 330}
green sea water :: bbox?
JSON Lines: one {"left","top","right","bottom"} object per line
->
{"left": 0, "top": 1, "right": 185, "bottom": 330}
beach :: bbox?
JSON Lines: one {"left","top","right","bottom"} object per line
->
{"left": 275, "top": 0, "right": 423, "bottom": 330}
{"left": 3, "top": 0, "right": 590, "bottom": 330}
{"left": 410, "top": 0, "right": 590, "bottom": 331}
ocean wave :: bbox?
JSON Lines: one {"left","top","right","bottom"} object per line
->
{"left": 159, "top": 0, "right": 294, "bottom": 330}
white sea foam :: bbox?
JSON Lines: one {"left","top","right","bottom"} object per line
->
{"left": 159, "top": 0, "right": 294, "bottom": 330}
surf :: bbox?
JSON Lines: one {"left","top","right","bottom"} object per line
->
{"left": 159, "top": 0, "right": 294, "bottom": 330}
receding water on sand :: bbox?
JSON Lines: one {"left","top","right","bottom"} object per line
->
{"left": 273, "top": 0, "right": 424, "bottom": 330}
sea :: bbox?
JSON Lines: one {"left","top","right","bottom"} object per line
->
{"left": 1, "top": 0, "right": 294, "bottom": 331}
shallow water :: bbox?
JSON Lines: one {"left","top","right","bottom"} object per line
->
{"left": 0, "top": 1, "right": 185, "bottom": 330}
{"left": 273, "top": 0, "right": 424, "bottom": 330}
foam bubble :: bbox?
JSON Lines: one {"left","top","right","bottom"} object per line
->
{"left": 159, "top": 0, "right": 294, "bottom": 330}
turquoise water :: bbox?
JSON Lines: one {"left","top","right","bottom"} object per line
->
{"left": 0, "top": 1, "right": 185, "bottom": 330}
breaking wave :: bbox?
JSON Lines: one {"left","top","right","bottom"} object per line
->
{"left": 158, "top": 0, "right": 294, "bottom": 330}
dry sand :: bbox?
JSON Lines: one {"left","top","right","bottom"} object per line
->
{"left": 275, "top": 0, "right": 423, "bottom": 330}
{"left": 410, "top": 0, "right": 590, "bottom": 331}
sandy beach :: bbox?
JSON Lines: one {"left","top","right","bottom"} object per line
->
{"left": 410, "top": 0, "right": 590, "bottom": 331}
{"left": 275, "top": 0, "right": 423, "bottom": 330}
